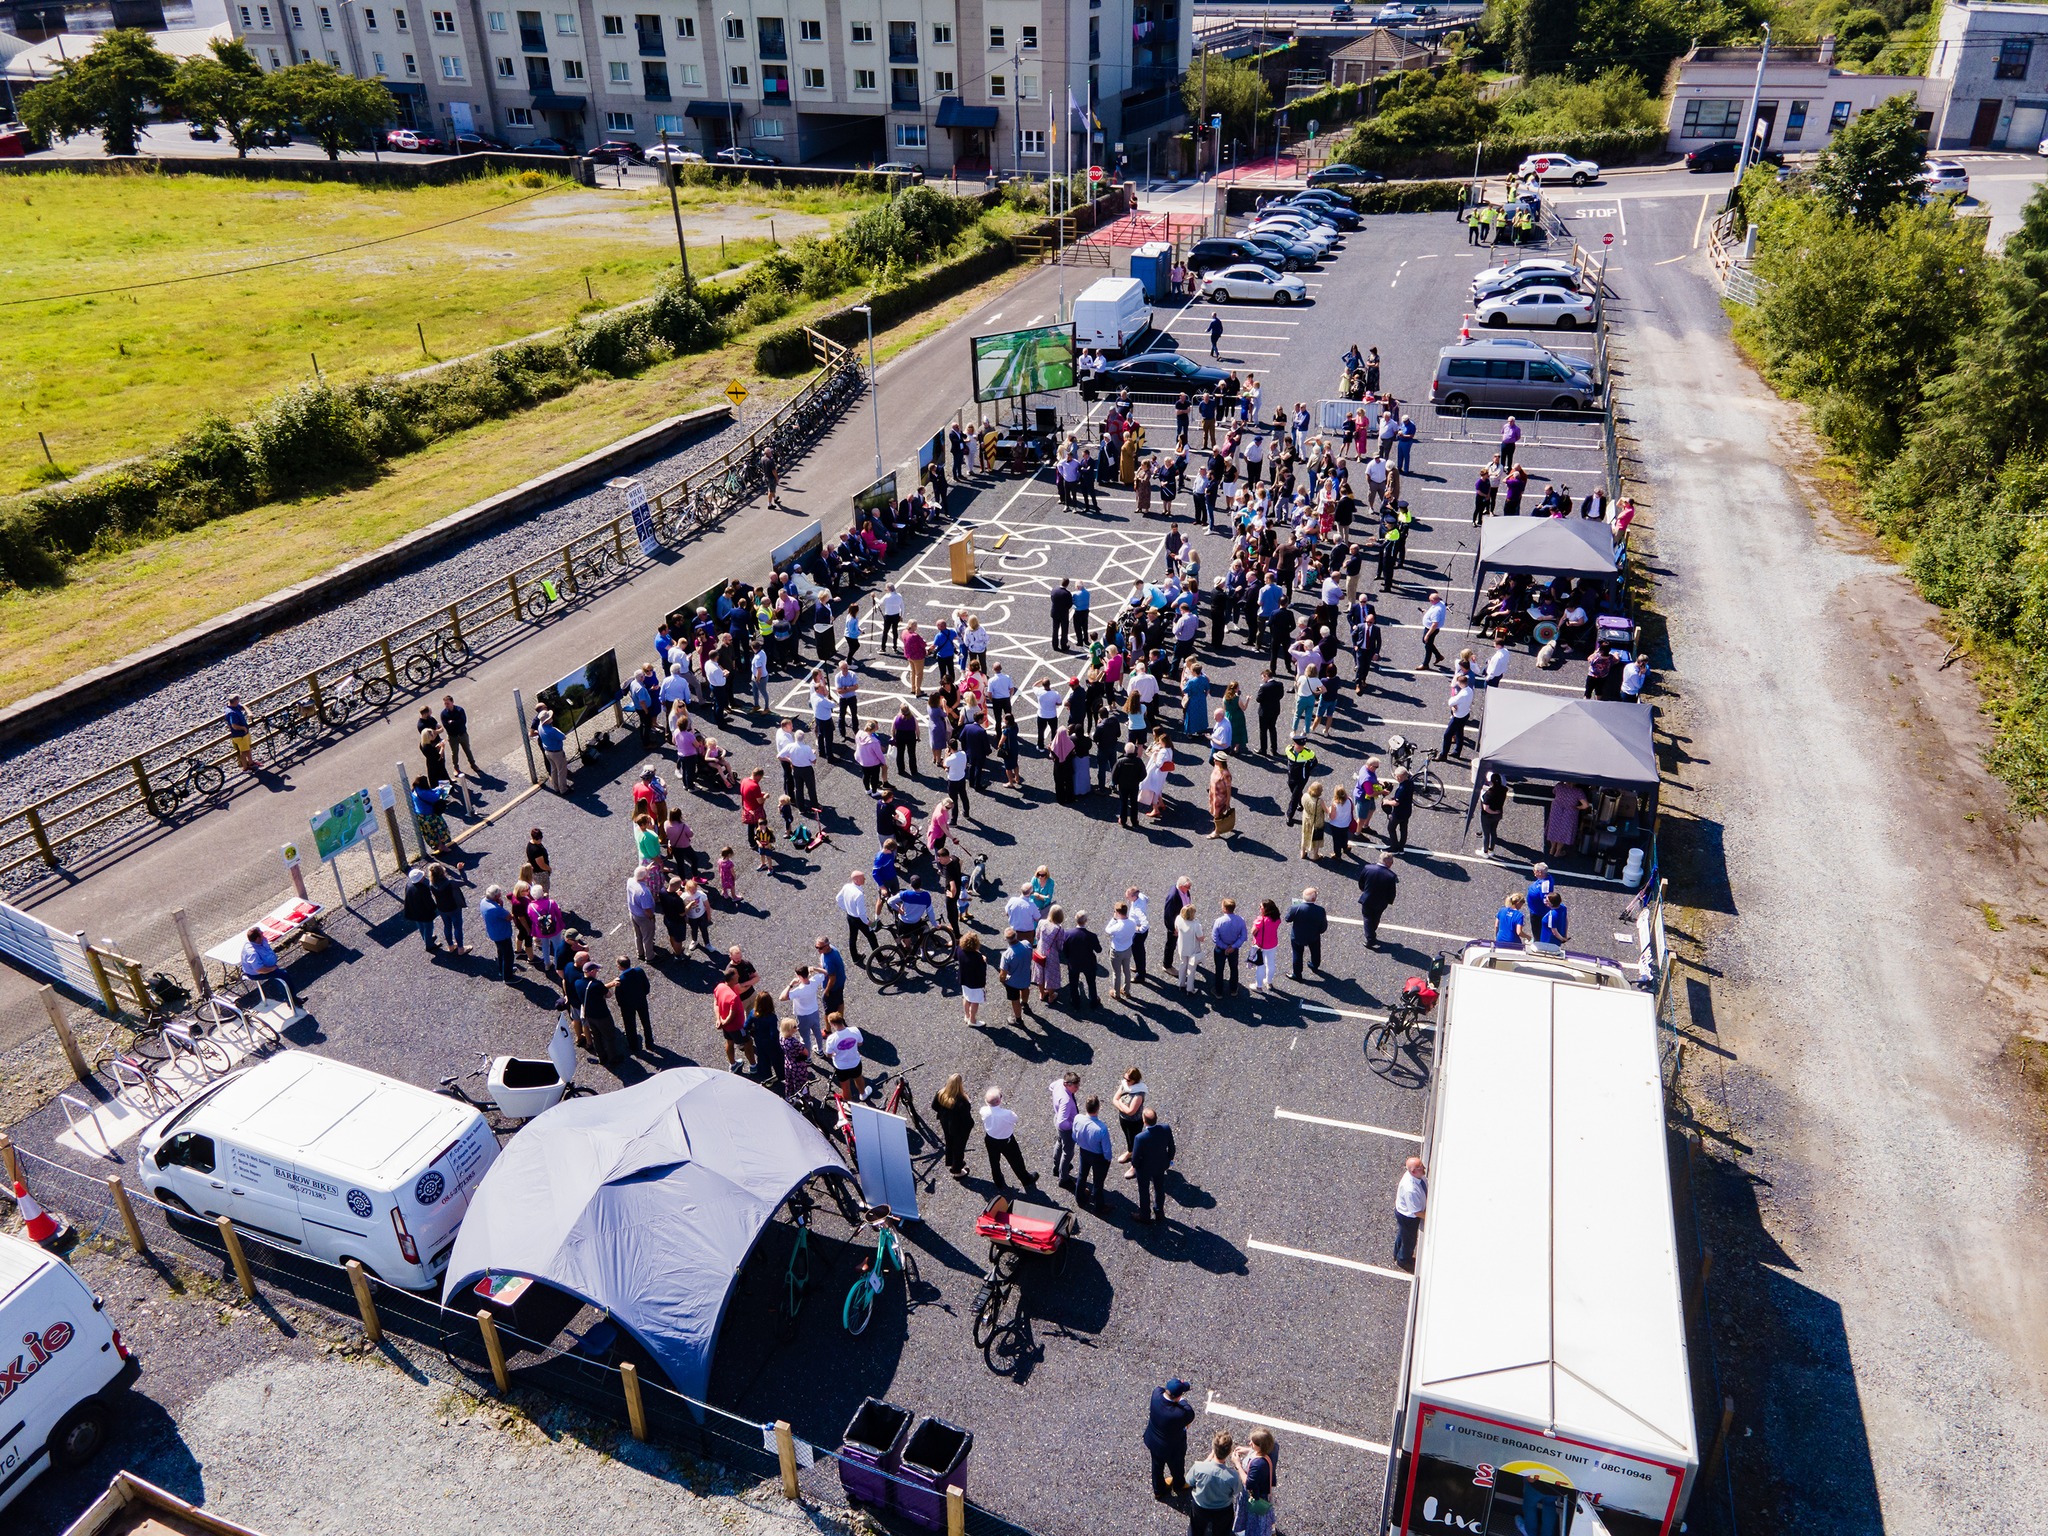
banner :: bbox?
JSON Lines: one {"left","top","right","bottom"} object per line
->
{"left": 613, "top": 475, "right": 660, "bottom": 556}
{"left": 310, "top": 789, "right": 376, "bottom": 863}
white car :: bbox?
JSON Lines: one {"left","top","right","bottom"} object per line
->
{"left": 1918, "top": 159, "right": 1968, "bottom": 197}
{"left": 645, "top": 143, "right": 704, "bottom": 164}
{"left": 1517, "top": 153, "right": 1602, "bottom": 186}
{"left": 1203, "top": 263, "right": 1310, "bottom": 305}
{"left": 1249, "top": 216, "right": 1337, "bottom": 250}
{"left": 1471, "top": 257, "right": 1578, "bottom": 296}
{"left": 1475, "top": 286, "right": 1596, "bottom": 330}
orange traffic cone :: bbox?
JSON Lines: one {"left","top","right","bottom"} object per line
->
{"left": 12, "top": 1179, "right": 72, "bottom": 1251}
{"left": 1460, "top": 314, "right": 1472, "bottom": 342}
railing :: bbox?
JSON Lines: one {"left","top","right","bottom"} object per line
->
{"left": 0, "top": 331, "right": 862, "bottom": 885}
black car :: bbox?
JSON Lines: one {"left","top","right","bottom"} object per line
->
{"left": 1079, "top": 351, "right": 1230, "bottom": 401}
{"left": 1684, "top": 139, "right": 1785, "bottom": 173}
{"left": 1286, "top": 194, "right": 1362, "bottom": 229}
{"left": 1241, "top": 233, "right": 1319, "bottom": 270}
{"left": 523, "top": 137, "right": 578, "bottom": 156}
{"left": 1308, "top": 162, "right": 1386, "bottom": 187}
{"left": 1185, "top": 238, "right": 1285, "bottom": 275}
{"left": 714, "top": 146, "right": 783, "bottom": 166}
{"left": 451, "top": 131, "right": 511, "bottom": 153}
{"left": 594, "top": 138, "right": 647, "bottom": 163}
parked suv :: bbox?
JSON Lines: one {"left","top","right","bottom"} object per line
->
{"left": 1431, "top": 336, "right": 1600, "bottom": 412}
{"left": 1185, "top": 238, "right": 1284, "bottom": 275}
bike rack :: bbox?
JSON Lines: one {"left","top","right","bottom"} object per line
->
{"left": 57, "top": 1091, "right": 121, "bottom": 1161}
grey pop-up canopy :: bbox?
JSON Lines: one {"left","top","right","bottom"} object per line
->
{"left": 1469, "top": 517, "right": 1620, "bottom": 615}
{"left": 445, "top": 1068, "right": 848, "bottom": 1400}
{"left": 1464, "top": 687, "right": 1657, "bottom": 826}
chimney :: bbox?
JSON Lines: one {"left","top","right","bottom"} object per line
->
{"left": 1818, "top": 33, "right": 1837, "bottom": 65}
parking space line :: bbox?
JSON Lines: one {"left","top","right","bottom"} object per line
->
{"left": 1204, "top": 1394, "right": 1390, "bottom": 1457}
{"left": 1274, "top": 1107, "right": 1423, "bottom": 1141}
{"left": 1401, "top": 847, "right": 1624, "bottom": 884}
{"left": 1325, "top": 915, "right": 1471, "bottom": 943}
{"left": 1250, "top": 1238, "right": 1415, "bottom": 1283}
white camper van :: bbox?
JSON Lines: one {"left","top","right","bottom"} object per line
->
{"left": 0, "top": 1232, "right": 131, "bottom": 1512}
{"left": 1071, "top": 277, "right": 1153, "bottom": 355}
{"left": 136, "top": 1052, "right": 498, "bottom": 1290}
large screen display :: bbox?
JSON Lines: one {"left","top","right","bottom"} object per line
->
{"left": 537, "top": 648, "right": 622, "bottom": 733}
{"left": 971, "top": 323, "right": 1077, "bottom": 403}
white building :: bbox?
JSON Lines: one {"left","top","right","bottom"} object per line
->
{"left": 1927, "top": 0, "right": 2048, "bottom": 150}
{"left": 224, "top": 0, "right": 1192, "bottom": 170}
{"left": 1662, "top": 39, "right": 1933, "bottom": 154}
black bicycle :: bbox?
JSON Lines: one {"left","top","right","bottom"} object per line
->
{"left": 143, "top": 754, "right": 227, "bottom": 817}
{"left": 1385, "top": 735, "right": 1447, "bottom": 808}
{"left": 863, "top": 921, "right": 955, "bottom": 984}
{"left": 400, "top": 630, "right": 473, "bottom": 689}
{"left": 1367, "top": 952, "right": 1449, "bottom": 1062}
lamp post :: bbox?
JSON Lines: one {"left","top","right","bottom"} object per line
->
{"left": 720, "top": 9, "right": 740, "bottom": 160}
{"left": 1733, "top": 22, "right": 1772, "bottom": 191}
{"left": 335, "top": 0, "right": 379, "bottom": 161}
{"left": 659, "top": 128, "right": 692, "bottom": 283}
{"left": 852, "top": 303, "right": 883, "bottom": 479}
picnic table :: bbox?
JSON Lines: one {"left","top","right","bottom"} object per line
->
{"left": 204, "top": 897, "right": 326, "bottom": 988}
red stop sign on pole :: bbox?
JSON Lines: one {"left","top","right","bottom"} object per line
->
{"left": 1088, "top": 165, "right": 1105, "bottom": 182}
{"left": 1603, "top": 232, "right": 1615, "bottom": 246}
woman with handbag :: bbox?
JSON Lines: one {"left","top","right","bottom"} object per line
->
{"left": 1032, "top": 907, "right": 1065, "bottom": 1006}
{"left": 1231, "top": 1429, "right": 1279, "bottom": 1536}
{"left": 1113, "top": 1067, "right": 1150, "bottom": 1176}
{"left": 1206, "top": 753, "right": 1236, "bottom": 840}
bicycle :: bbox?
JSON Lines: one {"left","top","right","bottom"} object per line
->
{"left": 842, "top": 1203, "right": 917, "bottom": 1336}
{"left": 317, "top": 665, "right": 396, "bottom": 727}
{"left": 970, "top": 1196, "right": 1075, "bottom": 1348}
{"left": 522, "top": 577, "right": 571, "bottom": 622}
{"left": 1385, "top": 734, "right": 1447, "bottom": 809}
{"left": 1367, "top": 951, "right": 1449, "bottom": 1063}
{"left": 862, "top": 921, "right": 956, "bottom": 985}
{"left": 400, "top": 630, "right": 473, "bottom": 689}
{"left": 143, "top": 754, "right": 228, "bottom": 818}
{"left": 779, "top": 1190, "right": 819, "bottom": 1339}
{"left": 263, "top": 701, "right": 320, "bottom": 751}
{"left": 575, "top": 544, "right": 617, "bottom": 592}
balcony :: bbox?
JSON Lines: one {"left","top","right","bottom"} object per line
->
{"left": 888, "top": 22, "right": 917, "bottom": 63}
{"left": 636, "top": 27, "right": 664, "bottom": 55}
{"left": 643, "top": 62, "right": 671, "bottom": 99}
{"left": 891, "top": 88, "right": 921, "bottom": 111}
{"left": 519, "top": 24, "right": 545, "bottom": 51}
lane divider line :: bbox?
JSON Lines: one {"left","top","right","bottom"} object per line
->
{"left": 1204, "top": 1392, "right": 1391, "bottom": 1456}
{"left": 1274, "top": 1107, "right": 1422, "bottom": 1142}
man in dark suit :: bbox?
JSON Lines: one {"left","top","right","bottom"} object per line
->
{"left": 1050, "top": 579, "right": 1074, "bottom": 651}
{"left": 1283, "top": 888, "right": 1328, "bottom": 979}
{"left": 1356, "top": 853, "right": 1400, "bottom": 950}
{"left": 1111, "top": 742, "right": 1147, "bottom": 828}
{"left": 1383, "top": 767, "right": 1415, "bottom": 851}
{"left": 1160, "top": 877, "right": 1194, "bottom": 970}
{"left": 613, "top": 956, "right": 653, "bottom": 1053}
{"left": 1131, "top": 1107, "right": 1176, "bottom": 1223}
{"left": 1143, "top": 1378, "right": 1197, "bottom": 1501}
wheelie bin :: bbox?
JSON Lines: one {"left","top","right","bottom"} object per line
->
{"left": 895, "top": 1415, "right": 974, "bottom": 1530}
{"left": 837, "top": 1398, "right": 912, "bottom": 1510}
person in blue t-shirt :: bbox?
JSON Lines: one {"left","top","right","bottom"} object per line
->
{"left": 872, "top": 841, "right": 899, "bottom": 894}
{"left": 887, "top": 880, "right": 933, "bottom": 937}
{"left": 1538, "top": 892, "right": 1569, "bottom": 945}
{"left": 1525, "top": 861, "right": 1556, "bottom": 920}
{"left": 1493, "top": 892, "right": 1529, "bottom": 947}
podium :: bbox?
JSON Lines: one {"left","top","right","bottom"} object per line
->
{"left": 948, "top": 534, "right": 977, "bottom": 584}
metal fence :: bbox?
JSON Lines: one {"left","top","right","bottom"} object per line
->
{"left": 0, "top": 333, "right": 862, "bottom": 886}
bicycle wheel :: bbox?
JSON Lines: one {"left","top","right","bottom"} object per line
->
{"left": 317, "top": 694, "right": 352, "bottom": 729}
{"left": 285, "top": 710, "right": 317, "bottom": 743}
{"left": 189, "top": 760, "right": 227, "bottom": 797}
{"left": 864, "top": 944, "right": 907, "bottom": 985}
{"left": 919, "top": 929, "right": 955, "bottom": 966}
{"left": 439, "top": 634, "right": 473, "bottom": 668}
{"left": 145, "top": 780, "right": 186, "bottom": 820}
{"left": 403, "top": 652, "right": 437, "bottom": 690}
{"left": 579, "top": 552, "right": 613, "bottom": 588}
{"left": 188, "top": 1033, "right": 234, "bottom": 1076}
{"left": 359, "top": 674, "right": 394, "bottom": 708}
{"left": 843, "top": 1272, "right": 876, "bottom": 1335}
{"left": 971, "top": 1278, "right": 1009, "bottom": 1347}
{"left": 1414, "top": 769, "right": 1446, "bottom": 808}
{"left": 524, "top": 591, "right": 554, "bottom": 622}
{"left": 190, "top": 995, "right": 244, "bottom": 1031}
{"left": 110, "top": 1057, "right": 165, "bottom": 1113}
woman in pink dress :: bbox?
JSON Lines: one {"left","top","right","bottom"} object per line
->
{"left": 1546, "top": 782, "right": 1588, "bottom": 857}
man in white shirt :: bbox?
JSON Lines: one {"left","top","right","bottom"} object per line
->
{"left": 1393, "top": 1155, "right": 1427, "bottom": 1270}
{"left": 1124, "top": 885, "right": 1152, "bottom": 980}
{"left": 780, "top": 966, "right": 825, "bottom": 1051}
{"left": 1365, "top": 453, "right": 1389, "bottom": 508}
{"left": 1132, "top": 669, "right": 1160, "bottom": 708}
{"left": 750, "top": 647, "right": 771, "bottom": 713}
{"left": 1105, "top": 900, "right": 1141, "bottom": 1000}
{"left": 944, "top": 745, "right": 971, "bottom": 819}
{"left": 775, "top": 720, "right": 800, "bottom": 798}
{"left": 786, "top": 730, "right": 819, "bottom": 810}
{"left": 1006, "top": 890, "right": 1040, "bottom": 935}
{"left": 1482, "top": 644, "right": 1511, "bottom": 689}
{"left": 1440, "top": 679, "right": 1474, "bottom": 762}
{"left": 1620, "top": 655, "right": 1649, "bottom": 700}
{"left": 880, "top": 584, "right": 905, "bottom": 653}
{"left": 810, "top": 678, "right": 837, "bottom": 758}
{"left": 1034, "top": 679, "right": 1063, "bottom": 750}
{"left": 986, "top": 663, "right": 1016, "bottom": 727}
{"left": 836, "top": 872, "right": 876, "bottom": 961}
{"left": 980, "top": 1087, "right": 1037, "bottom": 1189}
{"left": 659, "top": 662, "right": 693, "bottom": 713}
{"left": 1419, "top": 592, "right": 1448, "bottom": 671}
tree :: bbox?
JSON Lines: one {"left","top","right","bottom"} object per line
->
{"left": 174, "top": 39, "right": 290, "bottom": 159}
{"left": 1182, "top": 56, "right": 1269, "bottom": 147}
{"left": 17, "top": 28, "right": 176, "bottom": 156}
{"left": 1810, "top": 92, "right": 1925, "bottom": 225}
{"left": 274, "top": 62, "right": 393, "bottom": 161}
{"left": 1512, "top": 0, "right": 1581, "bottom": 79}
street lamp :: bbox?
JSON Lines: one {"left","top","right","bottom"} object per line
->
{"left": 851, "top": 303, "right": 883, "bottom": 480}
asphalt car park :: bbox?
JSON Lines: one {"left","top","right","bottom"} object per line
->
{"left": 5, "top": 208, "right": 1629, "bottom": 1536}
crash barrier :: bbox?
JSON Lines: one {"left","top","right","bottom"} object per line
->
{"left": 8, "top": 1145, "right": 1034, "bottom": 1536}
{"left": 0, "top": 332, "right": 862, "bottom": 886}
{"left": 0, "top": 898, "right": 150, "bottom": 1017}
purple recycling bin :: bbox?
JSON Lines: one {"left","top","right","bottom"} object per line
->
{"left": 837, "top": 1398, "right": 912, "bottom": 1510}
{"left": 895, "top": 1415, "right": 974, "bottom": 1531}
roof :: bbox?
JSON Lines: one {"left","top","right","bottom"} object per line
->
{"left": 1470, "top": 687, "right": 1658, "bottom": 794}
{"left": 1329, "top": 31, "right": 1436, "bottom": 62}
{"left": 935, "top": 96, "right": 1000, "bottom": 129}
{"left": 2, "top": 23, "right": 228, "bottom": 82}
{"left": 1408, "top": 964, "right": 1696, "bottom": 1499}
{"left": 684, "top": 99, "right": 741, "bottom": 119}
{"left": 445, "top": 1067, "right": 848, "bottom": 1401}
{"left": 1475, "top": 516, "right": 1620, "bottom": 580}
{"left": 191, "top": 1052, "right": 470, "bottom": 1182}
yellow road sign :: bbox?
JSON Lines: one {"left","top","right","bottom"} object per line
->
{"left": 724, "top": 380, "right": 750, "bottom": 407}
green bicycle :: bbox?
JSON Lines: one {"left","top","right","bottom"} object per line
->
{"left": 780, "top": 1192, "right": 817, "bottom": 1339}
{"left": 843, "top": 1203, "right": 917, "bottom": 1335}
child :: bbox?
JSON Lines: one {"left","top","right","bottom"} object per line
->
{"left": 717, "top": 846, "right": 739, "bottom": 904}
{"left": 777, "top": 793, "right": 797, "bottom": 838}
{"left": 752, "top": 818, "right": 776, "bottom": 871}
{"left": 683, "top": 878, "right": 712, "bottom": 949}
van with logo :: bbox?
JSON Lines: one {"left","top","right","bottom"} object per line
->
{"left": 1430, "top": 335, "right": 1601, "bottom": 412}
{"left": 136, "top": 1051, "right": 498, "bottom": 1291}
{"left": 0, "top": 1232, "right": 132, "bottom": 1513}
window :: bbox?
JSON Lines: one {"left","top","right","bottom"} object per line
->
{"left": 758, "top": 16, "right": 786, "bottom": 56}
{"left": 763, "top": 61, "right": 789, "bottom": 97}
{"left": 888, "top": 19, "right": 916, "bottom": 60}
{"left": 799, "top": 17, "right": 820, "bottom": 40}
{"left": 269, "top": 46, "right": 282, "bottom": 63}
{"left": 238, "top": 3, "right": 250, "bottom": 21}
{"left": 757, "top": 116, "right": 785, "bottom": 138}
{"left": 1021, "top": 24, "right": 1037, "bottom": 48}
{"left": 850, "top": 21, "right": 872, "bottom": 42}
{"left": 602, "top": 12, "right": 623, "bottom": 31}
{"left": 729, "top": 63, "right": 749, "bottom": 85}
{"left": 1829, "top": 99, "right": 1852, "bottom": 131}
{"left": 404, "top": 49, "right": 417, "bottom": 71}
{"left": 1018, "top": 127, "right": 1045, "bottom": 155}
{"left": 1679, "top": 97, "right": 1742, "bottom": 138}
{"left": 656, "top": 113, "right": 683, "bottom": 131}
{"left": 371, "top": 49, "right": 384, "bottom": 69}
{"left": 987, "top": 24, "right": 1003, "bottom": 48}
{"left": 853, "top": 66, "right": 876, "bottom": 89}
{"left": 610, "top": 59, "right": 631, "bottom": 79}
{"left": 1019, "top": 73, "right": 1037, "bottom": 98}
{"left": 802, "top": 65, "right": 825, "bottom": 87}
{"left": 1088, "top": 15, "right": 1098, "bottom": 58}
{"left": 497, "top": 55, "right": 514, "bottom": 75}
{"left": 517, "top": 8, "right": 541, "bottom": 45}
{"left": 161, "top": 1133, "right": 217, "bottom": 1173}
{"left": 931, "top": 69, "right": 952, "bottom": 91}
{"left": 328, "top": 48, "right": 341, "bottom": 63}
{"left": 393, "top": 8, "right": 407, "bottom": 28}
{"left": 678, "top": 61, "right": 699, "bottom": 83}
{"left": 318, "top": 5, "right": 331, "bottom": 27}
{"left": 674, "top": 14, "right": 693, "bottom": 34}
{"left": 606, "top": 110, "right": 634, "bottom": 130}
{"left": 507, "top": 105, "right": 533, "bottom": 123}
{"left": 562, "top": 56, "right": 584, "bottom": 77}
{"left": 487, "top": 10, "right": 505, "bottom": 29}
{"left": 724, "top": 14, "right": 744, "bottom": 37}
{"left": 290, "top": 4, "right": 302, "bottom": 23}
{"left": 554, "top": 11, "right": 575, "bottom": 31}
{"left": 1784, "top": 99, "right": 1808, "bottom": 142}
{"left": 364, "top": 7, "right": 378, "bottom": 26}
{"left": 643, "top": 60, "right": 669, "bottom": 95}
{"left": 440, "top": 52, "right": 462, "bottom": 75}
{"left": 526, "top": 53, "right": 551, "bottom": 86}
{"left": 895, "top": 122, "right": 926, "bottom": 147}
{"left": 989, "top": 73, "right": 1005, "bottom": 96}
{"left": 1996, "top": 38, "right": 2032, "bottom": 80}
{"left": 259, "top": 5, "right": 271, "bottom": 24}
{"left": 931, "top": 21, "right": 950, "bottom": 43}
{"left": 890, "top": 65, "right": 917, "bottom": 104}
{"left": 431, "top": 8, "right": 454, "bottom": 30}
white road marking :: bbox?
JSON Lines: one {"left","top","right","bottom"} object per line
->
{"left": 1204, "top": 1393, "right": 1390, "bottom": 1457}
{"left": 1324, "top": 915, "right": 1472, "bottom": 943}
{"left": 1415, "top": 253, "right": 1439, "bottom": 260}
{"left": 1250, "top": 1238, "right": 1415, "bottom": 1283}
{"left": 1617, "top": 193, "right": 1628, "bottom": 245}
{"left": 1275, "top": 1107, "right": 1422, "bottom": 1141}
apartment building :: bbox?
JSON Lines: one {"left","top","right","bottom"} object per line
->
{"left": 1926, "top": 0, "right": 2048, "bottom": 149}
{"left": 1662, "top": 39, "right": 1932, "bottom": 154}
{"left": 226, "top": 0, "right": 1191, "bottom": 169}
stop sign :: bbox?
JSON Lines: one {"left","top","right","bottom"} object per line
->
{"left": 1603, "top": 232, "right": 1615, "bottom": 246}
{"left": 1088, "top": 165, "right": 1105, "bottom": 182}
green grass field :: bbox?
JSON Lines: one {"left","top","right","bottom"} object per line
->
{"left": 0, "top": 168, "right": 883, "bottom": 494}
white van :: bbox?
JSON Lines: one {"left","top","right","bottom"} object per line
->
{"left": 136, "top": 1052, "right": 499, "bottom": 1290}
{"left": 0, "top": 1232, "right": 131, "bottom": 1512}
{"left": 1071, "top": 276, "right": 1153, "bottom": 355}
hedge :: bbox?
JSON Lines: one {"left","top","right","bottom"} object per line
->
{"left": 754, "top": 238, "right": 1022, "bottom": 374}
{"left": 1334, "top": 125, "right": 1666, "bottom": 180}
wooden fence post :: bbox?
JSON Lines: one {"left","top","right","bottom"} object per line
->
{"left": 170, "top": 909, "right": 212, "bottom": 999}
{"left": 41, "top": 987, "right": 90, "bottom": 1085}
{"left": 217, "top": 1216, "right": 257, "bottom": 1300}
{"left": 78, "top": 932, "right": 119, "bottom": 1016}
{"left": 1700, "top": 1395, "right": 1737, "bottom": 1484}
{"left": 946, "top": 1484, "right": 965, "bottom": 1536}
{"left": 775, "top": 1420, "right": 799, "bottom": 1498}
{"left": 621, "top": 1361, "right": 649, "bottom": 1441}
{"left": 0, "top": 1132, "right": 20, "bottom": 1186}
{"left": 108, "top": 1176, "right": 148, "bottom": 1256}
{"left": 346, "top": 1259, "right": 383, "bottom": 1343}
{"left": 23, "top": 805, "right": 56, "bottom": 868}
{"left": 477, "top": 1308, "right": 511, "bottom": 1394}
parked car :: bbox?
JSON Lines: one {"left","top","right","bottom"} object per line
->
{"left": 1286, "top": 193, "right": 1361, "bottom": 228}
{"left": 594, "top": 139, "right": 646, "bottom": 163}
{"left": 1248, "top": 215, "right": 1337, "bottom": 252}
{"left": 1918, "top": 159, "right": 1969, "bottom": 198}
{"left": 449, "top": 131, "right": 510, "bottom": 153}
{"left": 1432, "top": 336, "right": 1600, "bottom": 411}
{"left": 1475, "top": 285, "right": 1596, "bottom": 329}
{"left": 1471, "top": 256, "right": 1579, "bottom": 293}
{"left": 644, "top": 143, "right": 704, "bottom": 164}
{"left": 1330, "top": 3, "right": 1356, "bottom": 19}
{"left": 714, "top": 145, "right": 783, "bottom": 166}
{"left": 874, "top": 160, "right": 926, "bottom": 180}
{"left": 385, "top": 128, "right": 443, "bottom": 153}
{"left": 1203, "top": 263, "right": 1310, "bottom": 305}
{"left": 1516, "top": 152, "right": 1601, "bottom": 186}
{"left": 1375, "top": 7, "right": 1422, "bottom": 24}
{"left": 1290, "top": 185, "right": 1361, "bottom": 211}
{"left": 1079, "top": 350, "right": 1230, "bottom": 401}
{"left": 1308, "top": 162, "right": 1385, "bottom": 186}
{"left": 1472, "top": 267, "right": 1588, "bottom": 303}
{"left": 1185, "top": 237, "right": 1284, "bottom": 275}
{"left": 1242, "top": 232, "right": 1320, "bottom": 269}
{"left": 522, "top": 137, "right": 578, "bottom": 155}
{"left": 1683, "top": 139, "right": 1784, "bottom": 173}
